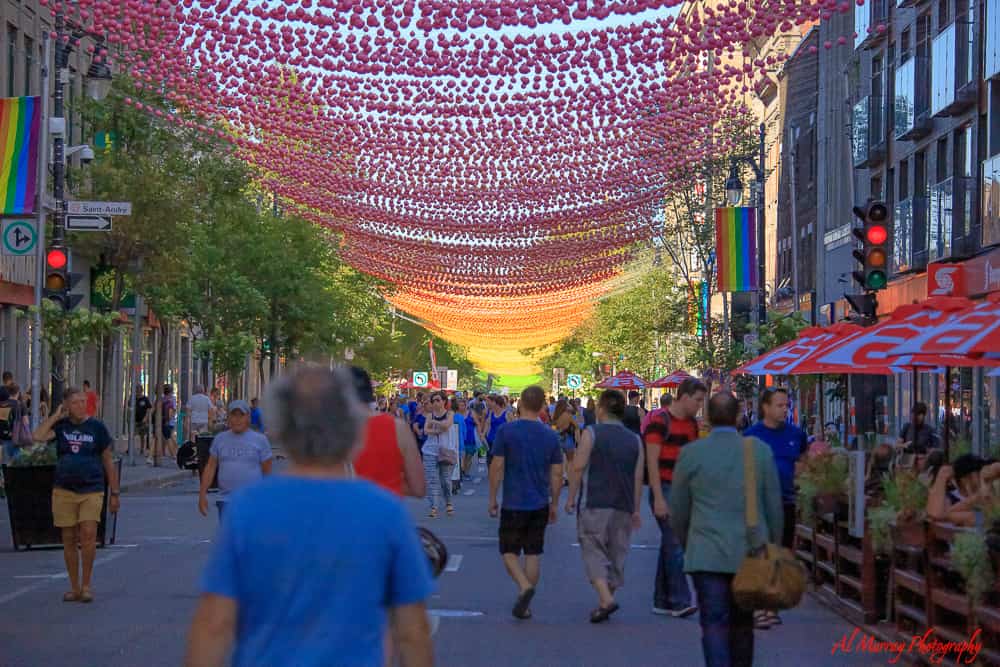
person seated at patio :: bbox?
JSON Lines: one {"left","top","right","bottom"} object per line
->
{"left": 927, "top": 454, "right": 1000, "bottom": 527}
{"left": 895, "top": 403, "right": 940, "bottom": 454}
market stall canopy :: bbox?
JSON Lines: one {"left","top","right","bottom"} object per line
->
{"left": 594, "top": 371, "right": 648, "bottom": 391}
{"left": 649, "top": 370, "right": 696, "bottom": 388}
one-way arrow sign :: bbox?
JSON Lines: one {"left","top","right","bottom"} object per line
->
{"left": 66, "top": 214, "right": 112, "bottom": 232}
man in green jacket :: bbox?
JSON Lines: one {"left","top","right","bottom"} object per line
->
{"left": 669, "top": 391, "right": 783, "bottom": 667}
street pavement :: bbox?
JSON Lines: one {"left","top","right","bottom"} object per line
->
{"left": 0, "top": 462, "right": 883, "bottom": 667}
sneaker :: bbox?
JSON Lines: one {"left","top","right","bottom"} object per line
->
{"left": 652, "top": 606, "right": 670, "bottom": 616}
{"left": 668, "top": 605, "right": 698, "bottom": 618}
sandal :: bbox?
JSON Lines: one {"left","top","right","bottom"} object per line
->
{"left": 62, "top": 591, "right": 81, "bottom": 602}
{"left": 446, "top": 504, "right": 455, "bottom": 516}
{"left": 589, "top": 602, "right": 620, "bottom": 624}
{"left": 79, "top": 589, "right": 93, "bottom": 603}
{"left": 428, "top": 508, "right": 438, "bottom": 519}
{"left": 512, "top": 587, "right": 535, "bottom": 619}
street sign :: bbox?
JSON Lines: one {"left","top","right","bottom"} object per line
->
{"left": 412, "top": 371, "right": 429, "bottom": 388}
{"left": 66, "top": 200, "right": 132, "bottom": 216}
{"left": 66, "top": 214, "right": 112, "bottom": 232}
{"left": 566, "top": 374, "right": 583, "bottom": 390}
{"left": 1, "top": 219, "right": 36, "bottom": 256}
{"left": 446, "top": 369, "right": 458, "bottom": 391}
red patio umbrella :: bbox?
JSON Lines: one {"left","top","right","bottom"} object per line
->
{"left": 732, "top": 323, "right": 863, "bottom": 376}
{"left": 594, "top": 370, "right": 648, "bottom": 391}
{"left": 649, "top": 370, "right": 696, "bottom": 388}
{"left": 889, "top": 292, "right": 1000, "bottom": 361}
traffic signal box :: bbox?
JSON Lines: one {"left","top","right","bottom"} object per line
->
{"left": 43, "top": 244, "right": 83, "bottom": 311}
{"left": 851, "top": 200, "right": 889, "bottom": 291}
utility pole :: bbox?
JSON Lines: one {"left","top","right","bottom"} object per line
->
{"left": 49, "top": 8, "right": 68, "bottom": 404}
{"left": 788, "top": 124, "right": 800, "bottom": 313}
{"left": 30, "top": 35, "right": 51, "bottom": 428}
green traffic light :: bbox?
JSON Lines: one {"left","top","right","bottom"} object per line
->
{"left": 867, "top": 270, "right": 887, "bottom": 290}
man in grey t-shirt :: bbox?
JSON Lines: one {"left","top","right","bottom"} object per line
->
{"left": 198, "top": 400, "right": 273, "bottom": 518}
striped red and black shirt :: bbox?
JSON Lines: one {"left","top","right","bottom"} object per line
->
{"left": 653, "top": 415, "right": 699, "bottom": 483}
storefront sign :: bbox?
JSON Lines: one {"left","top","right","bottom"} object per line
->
{"left": 920, "top": 246, "right": 1000, "bottom": 299}
{"left": 927, "top": 263, "right": 965, "bottom": 296}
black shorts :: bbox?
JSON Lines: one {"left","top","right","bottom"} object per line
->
{"left": 499, "top": 507, "right": 549, "bottom": 556}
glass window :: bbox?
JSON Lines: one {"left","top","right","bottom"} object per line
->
{"left": 852, "top": 98, "right": 870, "bottom": 165}
{"left": 988, "top": 0, "right": 1000, "bottom": 79}
{"left": 856, "top": 2, "right": 871, "bottom": 49}
{"left": 23, "top": 36, "right": 31, "bottom": 96}
{"left": 6, "top": 26, "right": 15, "bottom": 98}
{"left": 932, "top": 23, "right": 956, "bottom": 116}
{"left": 957, "top": 125, "right": 973, "bottom": 177}
{"left": 928, "top": 178, "right": 954, "bottom": 261}
{"left": 983, "top": 154, "right": 1000, "bottom": 246}
{"left": 894, "top": 57, "right": 915, "bottom": 138}
{"left": 894, "top": 199, "right": 914, "bottom": 273}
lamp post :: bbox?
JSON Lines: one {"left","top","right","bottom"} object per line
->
{"left": 724, "top": 122, "right": 767, "bottom": 390}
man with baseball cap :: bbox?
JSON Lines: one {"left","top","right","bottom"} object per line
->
{"left": 198, "top": 399, "right": 274, "bottom": 519}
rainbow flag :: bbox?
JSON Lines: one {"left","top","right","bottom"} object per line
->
{"left": 715, "top": 207, "right": 758, "bottom": 292}
{"left": 0, "top": 96, "right": 41, "bottom": 215}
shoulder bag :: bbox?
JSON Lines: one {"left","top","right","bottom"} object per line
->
{"left": 731, "top": 438, "right": 808, "bottom": 611}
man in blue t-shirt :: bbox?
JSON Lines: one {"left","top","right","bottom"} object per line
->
{"left": 488, "top": 385, "right": 563, "bottom": 621}
{"left": 743, "top": 388, "right": 807, "bottom": 549}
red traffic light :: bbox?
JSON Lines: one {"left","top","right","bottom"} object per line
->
{"left": 866, "top": 225, "right": 888, "bottom": 245}
{"left": 46, "top": 248, "right": 67, "bottom": 269}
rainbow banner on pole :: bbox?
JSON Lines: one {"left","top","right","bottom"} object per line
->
{"left": 0, "top": 96, "right": 41, "bottom": 215}
{"left": 715, "top": 207, "right": 758, "bottom": 292}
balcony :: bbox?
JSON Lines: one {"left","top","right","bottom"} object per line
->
{"left": 983, "top": 155, "right": 1000, "bottom": 246}
{"left": 928, "top": 177, "right": 976, "bottom": 261}
{"left": 856, "top": 0, "right": 888, "bottom": 49}
{"left": 893, "top": 196, "right": 928, "bottom": 274}
{"left": 894, "top": 55, "right": 933, "bottom": 141}
{"left": 932, "top": 20, "right": 978, "bottom": 117}
{"left": 852, "top": 95, "right": 887, "bottom": 168}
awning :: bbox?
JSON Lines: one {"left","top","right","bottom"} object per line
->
{"left": 594, "top": 370, "right": 648, "bottom": 390}
{"left": 649, "top": 370, "right": 695, "bottom": 388}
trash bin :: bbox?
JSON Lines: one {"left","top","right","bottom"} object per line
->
{"left": 195, "top": 434, "right": 218, "bottom": 490}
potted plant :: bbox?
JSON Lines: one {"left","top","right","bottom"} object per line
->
{"left": 952, "top": 531, "right": 995, "bottom": 605}
{"left": 797, "top": 450, "right": 849, "bottom": 523}
{"left": 868, "top": 470, "right": 929, "bottom": 554}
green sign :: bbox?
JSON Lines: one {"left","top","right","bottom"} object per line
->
{"left": 90, "top": 265, "right": 136, "bottom": 310}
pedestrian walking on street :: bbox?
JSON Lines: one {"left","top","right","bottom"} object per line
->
{"left": 669, "top": 392, "right": 783, "bottom": 667}
{"left": 565, "top": 390, "right": 643, "bottom": 623}
{"left": 160, "top": 384, "right": 178, "bottom": 460}
{"left": 186, "top": 385, "right": 215, "bottom": 439}
{"left": 351, "top": 366, "right": 425, "bottom": 498}
{"left": 0, "top": 385, "right": 24, "bottom": 463}
{"left": 132, "top": 385, "right": 153, "bottom": 462}
{"left": 485, "top": 394, "right": 509, "bottom": 465}
{"left": 185, "top": 366, "right": 434, "bottom": 667}
{"left": 249, "top": 397, "right": 263, "bottom": 432}
{"left": 622, "top": 390, "right": 646, "bottom": 436}
{"left": 209, "top": 387, "right": 227, "bottom": 434}
{"left": 743, "top": 387, "right": 808, "bottom": 629}
{"left": 423, "top": 390, "right": 458, "bottom": 518}
{"left": 488, "top": 385, "right": 563, "bottom": 620}
{"left": 198, "top": 400, "right": 273, "bottom": 519}
{"left": 552, "top": 399, "right": 580, "bottom": 479}
{"left": 32, "top": 387, "right": 120, "bottom": 603}
{"left": 646, "top": 376, "right": 705, "bottom": 618}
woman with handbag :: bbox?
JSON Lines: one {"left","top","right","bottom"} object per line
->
{"left": 424, "top": 391, "right": 458, "bottom": 518}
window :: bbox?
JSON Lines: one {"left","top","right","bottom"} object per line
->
{"left": 23, "top": 36, "right": 31, "bottom": 96}
{"left": 6, "top": 26, "right": 15, "bottom": 98}
{"left": 932, "top": 23, "right": 957, "bottom": 115}
{"left": 956, "top": 125, "right": 973, "bottom": 177}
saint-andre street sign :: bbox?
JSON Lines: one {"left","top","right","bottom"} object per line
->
{"left": 67, "top": 201, "right": 132, "bottom": 216}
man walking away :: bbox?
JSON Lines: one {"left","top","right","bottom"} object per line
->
{"left": 566, "top": 390, "right": 643, "bottom": 623}
{"left": 33, "top": 388, "right": 120, "bottom": 603}
{"left": 622, "top": 390, "right": 645, "bottom": 436}
{"left": 186, "top": 386, "right": 215, "bottom": 439}
{"left": 743, "top": 387, "right": 808, "bottom": 629}
{"left": 670, "top": 392, "right": 783, "bottom": 667}
{"left": 488, "top": 385, "right": 563, "bottom": 620}
{"left": 134, "top": 385, "right": 153, "bottom": 463}
{"left": 198, "top": 400, "right": 273, "bottom": 519}
{"left": 647, "top": 377, "right": 706, "bottom": 618}
{"left": 185, "top": 366, "right": 433, "bottom": 667}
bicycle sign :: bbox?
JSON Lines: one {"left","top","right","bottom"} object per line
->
{"left": 2, "top": 220, "right": 37, "bottom": 256}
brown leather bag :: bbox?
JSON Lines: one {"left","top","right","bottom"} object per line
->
{"left": 731, "top": 438, "right": 808, "bottom": 611}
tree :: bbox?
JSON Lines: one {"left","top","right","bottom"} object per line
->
{"left": 23, "top": 303, "right": 118, "bottom": 388}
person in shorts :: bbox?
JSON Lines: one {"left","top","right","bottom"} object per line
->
{"left": 186, "top": 385, "right": 215, "bottom": 438}
{"left": 488, "top": 385, "right": 563, "bottom": 620}
{"left": 32, "top": 387, "right": 120, "bottom": 603}
{"left": 198, "top": 400, "right": 273, "bottom": 519}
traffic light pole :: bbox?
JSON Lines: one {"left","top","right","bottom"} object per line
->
{"left": 755, "top": 122, "right": 766, "bottom": 392}
{"left": 49, "top": 9, "right": 67, "bottom": 404}
{"left": 30, "top": 34, "right": 52, "bottom": 429}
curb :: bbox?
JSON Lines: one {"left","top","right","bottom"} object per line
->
{"left": 119, "top": 469, "right": 193, "bottom": 493}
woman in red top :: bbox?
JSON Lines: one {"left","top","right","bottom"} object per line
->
{"left": 349, "top": 368, "right": 425, "bottom": 497}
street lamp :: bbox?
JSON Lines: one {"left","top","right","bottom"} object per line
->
{"left": 85, "top": 57, "right": 113, "bottom": 101}
{"left": 725, "top": 163, "right": 743, "bottom": 206}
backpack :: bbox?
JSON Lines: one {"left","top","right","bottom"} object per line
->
{"left": 0, "top": 404, "right": 16, "bottom": 441}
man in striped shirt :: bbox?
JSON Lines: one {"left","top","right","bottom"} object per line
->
{"left": 644, "top": 377, "right": 706, "bottom": 618}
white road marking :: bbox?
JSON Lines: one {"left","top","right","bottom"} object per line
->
{"left": 107, "top": 544, "right": 139, "bottom": 548}
{"left": 462, "top": 489, "right": 476, "bottom": 496}
{"left": 572, "top": 543, "right": 656, "bottom": 549}
{"left": 445, "top": 555, "right": 463, "bottom": 572}
{"left": 1, "top": 551, "right": 128, "bottom": 604}
{"left": 429, "top": 609, "right": 485, "bottom": 618}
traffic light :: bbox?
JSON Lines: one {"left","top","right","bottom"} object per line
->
{"left": 844, "top": 293, "right": 878, "bottom": 324}
{"left": 851, "top": 200, "right": 890, "bottom": 291}
{"left": 43, "top": 245, "right": 83, "bottom": 311}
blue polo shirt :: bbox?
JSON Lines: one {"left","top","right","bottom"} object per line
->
{"left": 744, "top": 421, "right": 808, "bottom": 504}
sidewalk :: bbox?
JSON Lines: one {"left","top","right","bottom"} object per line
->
{"left": 118, "top": 461, "right": 193, "bottom": 493}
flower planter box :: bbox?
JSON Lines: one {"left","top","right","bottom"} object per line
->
{"left": 3, "top": 463, "right": 115, "bottom": 550}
